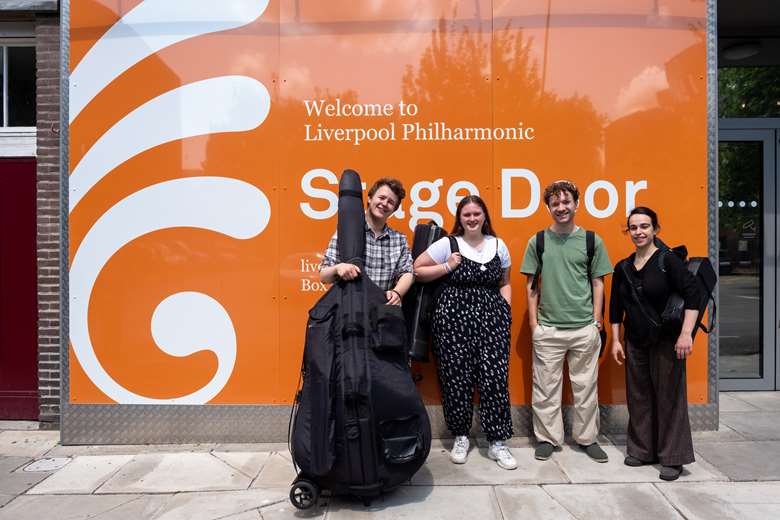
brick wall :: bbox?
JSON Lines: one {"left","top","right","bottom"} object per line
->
{"left": 35, "top": 13, "right": 61, "bottom": 428}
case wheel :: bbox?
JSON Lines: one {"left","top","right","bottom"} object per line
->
{"left": 290, "top": 479, "right": 319, "bottom": 510}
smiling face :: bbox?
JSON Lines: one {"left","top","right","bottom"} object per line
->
{"left": 546, "top": 190, "right": 578, "bottom": 225}
{"left": 628, "top": 213, "right": 657, "bottom": 248}
{"left": 459, "top": 202, "right": 485, "bottom": 235}
{"left": 366, "top": 185, "right": 399, "bottom": 222}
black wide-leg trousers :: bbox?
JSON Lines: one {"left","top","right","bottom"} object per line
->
{"left": 626, "top": 338, "right": 695, "bottom": 466}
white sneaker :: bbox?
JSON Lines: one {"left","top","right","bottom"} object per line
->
{"left": 449, "top": 435, "right": 469, "bottom": 464}
{"left": 488, "top": 441, "right": 518, "bottom": 470}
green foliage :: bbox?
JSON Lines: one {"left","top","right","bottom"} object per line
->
{"left": 719, "top": 67, "right": 780, "bottom": 117}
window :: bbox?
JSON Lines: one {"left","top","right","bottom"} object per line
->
{"left": 1, "top": 44, "right": 36, "bottom": 128}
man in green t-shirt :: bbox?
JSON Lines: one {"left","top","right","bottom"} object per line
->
{"left": 520, "top": 180, "right": 613, "bottom": 463}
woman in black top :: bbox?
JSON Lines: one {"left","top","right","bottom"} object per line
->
{"left": 609, "top": 207, "right": 700, "bottom": 481}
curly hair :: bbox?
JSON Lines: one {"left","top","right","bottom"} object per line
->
{"left": 367, "top": 177, "right": 406, "bottom": 209}
{"left": 543, "top": 180, "right": 579, "bottom": 206}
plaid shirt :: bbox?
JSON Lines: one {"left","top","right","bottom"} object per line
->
{"left": 320, "top": 223, "right": 413, "bottom": 291}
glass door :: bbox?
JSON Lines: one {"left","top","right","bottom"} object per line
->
{"left": 718, "top": 128, "right": 776, "bottom": 390}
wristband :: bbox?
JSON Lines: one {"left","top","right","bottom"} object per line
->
{"left": 390, "top": 289, "right": 402, "bottom": 300}
{"left": 444, "top": 262, "right": 452, "bottom": 274}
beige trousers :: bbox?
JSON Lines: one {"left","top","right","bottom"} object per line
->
{"left": 532, "top": 323, "right": 601, "bottom": 446}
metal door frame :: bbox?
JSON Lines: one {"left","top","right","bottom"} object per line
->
{"left": 718, "top": 120, "right": 779, "bottom": 390}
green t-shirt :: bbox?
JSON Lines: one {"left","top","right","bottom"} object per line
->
{"left": 520, "top": 228, "right": 613, "bottom": 328}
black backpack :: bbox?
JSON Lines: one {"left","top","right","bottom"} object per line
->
{"left": 619, "top": 240, "right": 717, "bottom": 343}
{"left": 532, "top": 229, "right": 607, "bottom": 355}
{"left": 656, "top": 240, "right": 717, "bottom": 338}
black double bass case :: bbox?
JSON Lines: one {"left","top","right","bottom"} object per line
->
{"left": 289, "top": 170, "right": 432, "bottom": 509}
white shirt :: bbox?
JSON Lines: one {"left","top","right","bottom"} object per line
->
{"left": 426, "top": 235, "right": 511, "bottom": 269}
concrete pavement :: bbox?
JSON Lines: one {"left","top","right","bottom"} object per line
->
{"left": 1, "top": 391, "right": 779, "bottom": 519}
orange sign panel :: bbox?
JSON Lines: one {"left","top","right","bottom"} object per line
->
{"left": 69, "top": 0, "right": 708, "bottom": 405}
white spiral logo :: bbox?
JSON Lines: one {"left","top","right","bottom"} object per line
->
{"left": 69, "top": 0, "right": 272, "bottom": 404}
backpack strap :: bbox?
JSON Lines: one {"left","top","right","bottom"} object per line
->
{"left": 531, "top": 230, "right": 545, "bottom": 292}
{"left": 699, "top": 299, "right": 717, "bottom": 333}
{"left": 619, "top": 260, "right": 662, "bottom": 327}
{"left": 585, "top": 230, "right": 609, "bottom": 357}
{"left": 428, "top": 235, "right": 459, "bottom": 308}
{"left": 697, "top": 286, "right": 718, "bottom": 333}
{"left": 586, "top": 230, "right": 595, "bottom": 280}
{"left": 448, "top": 235, "right": 459, "bottom": 254}
{"left": 654, "top": 238, "right": 688, "bottom": 274}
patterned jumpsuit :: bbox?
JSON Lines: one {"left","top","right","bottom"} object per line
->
{"left": 432, "top": 250, "right": 513, "bottom": 442}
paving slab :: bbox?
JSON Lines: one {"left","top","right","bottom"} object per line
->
{"left": 260, "top": 500, "right": 325, "bottom": 519}
{"left": 553, "top": 444, "right": 723, "bottom": 483}
{"left": 222, "top": 511, "right": 262, "bottom": 520}
{"left": 46, "top": 443, "right": 217, "bottom": 458}
{"left": 214, "top": 443, "right": 288, "bottom": 453}
{"left": 149, "top": 488, "right": 287, "bottom": 520}
{"left": 97, "top": 452, "right": 252, "bottom": 494}
{"left": 326, "top": 485, "right": 501, "bottom": 519}
{"left": 719, "top": 411, "right": 780, "bottom": 441}
{"left": 0, "top": 494, "right": 142, "bottom": 520}
{"left": 0, "top": 421, "right": 38, "bottom": 431}
{"left": 543, "top": 483, "right": 683, "bottom": 520}
{"left": 724, "top": 391, "right": 780, "bottom": 411}
{"left": 0, "top": 456, "right": 30, "bottom": 474}
{"left": 211, "top": 451, "right": 269, "bottom": 480}
{"left": 0, "top": 495, "right": 14, "bottom": 508}
{"left": 410, "top": 446, "right": 568, "bottom": 485}
{"left": 89, "top": 495, "right": 170, "bottom": 519}
{"left": 494, "top": 485, "right": 575, "bottom": 519}
{"left": 0, "top": 463, "right": 51, "bottom": 496}
{"left": 691, "top": 422, "right": 746, "bottom": 442}
{"left": 26, "top": 455, "right": 133, "bottom": 494}
{"left": 275, "top": 449, "right": 293, "bottom": 463}
{"left": 695, "top": 441, "right": 780, "bottom": 481}
{"left": 251, "top": 452, "right": 297, "bottom": 488}
{"left": 0, "top": 431, "right": 58, "bottom": 458}
{"left": 656, "top": 481, "right": 780, "bottom": 520}
{"left": 719, "top": 393, "right": 761, "bottom": 412}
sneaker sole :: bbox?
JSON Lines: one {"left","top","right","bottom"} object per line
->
{"left": 488, "top": 453, "right": 518, "bottom": 470}
{"left": 450, "top": 455, "right": 467, "bottom": 464}
{"left": 587, "top": 454, "right": 609, "bottom": 463}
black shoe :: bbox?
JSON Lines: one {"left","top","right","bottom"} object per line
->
{"left": 624, "top": 455, "right": 645, "bottom": 467}
{"left": 579, "top": 443, "right": 608, "bottom": 463}
{"left": 534, "top": 442, "right": 555, "bottom": 461}
{"left": 659, "top": 465, "right": 683, "bottom": 481}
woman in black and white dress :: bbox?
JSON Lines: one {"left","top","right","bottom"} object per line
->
{"left": 413, "top": 195, "right": 516, "bottom": 470}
